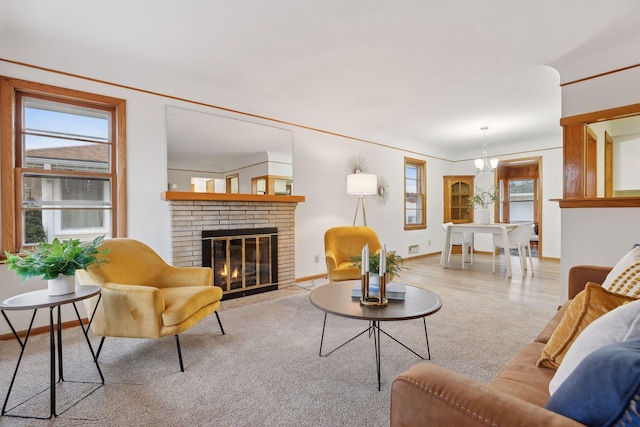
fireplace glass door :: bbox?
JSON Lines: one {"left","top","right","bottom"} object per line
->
{"left": 203, "top": 228, "right": 277, "bottom": 298}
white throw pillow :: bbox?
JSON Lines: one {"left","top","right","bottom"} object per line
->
{"left": 602, "top": 245, "right": 640, "bottom": 298}
{"left": 549, "top": 299, "right": 640, "bottom": 395}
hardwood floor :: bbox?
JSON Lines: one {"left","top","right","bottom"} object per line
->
{"left": 398, "top": 253, "right": 561, "bottom": 309}
{"left": 220, "top": 251, "right": 562, "bottom": 311}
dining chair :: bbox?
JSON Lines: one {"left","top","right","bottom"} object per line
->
{"left": 440, "top": 222, "right": 474, "bottom": 268}
{"left": 492, "top": 224, "right": 535, "bottom": 276}
{"left": 530, "top": 223, "right": 539, "bottom": 251}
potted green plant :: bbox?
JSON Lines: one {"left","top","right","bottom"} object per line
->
{"left": 2, "top": 235, "right": 110, "bottom": 295}
{"left": 468, "top": 186, "right": 499, "bottom": 224}
{"left": 350, "top": 250, "right": 405, "bottom": 280}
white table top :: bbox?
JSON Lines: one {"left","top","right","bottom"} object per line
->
{"left": 0, "top": 285, "right": 101, "bottom": 311}
{"left": 446, "top": 223, "right": 518, "bottom": 232}
{"left": 442, "top": 223, "right": 518, "bottom": 277}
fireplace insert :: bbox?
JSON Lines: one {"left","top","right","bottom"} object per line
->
{"left": 202, "top": 228, "right": 278, "bottom": 299}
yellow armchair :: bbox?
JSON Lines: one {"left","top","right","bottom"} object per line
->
{"left": 77, "top": 238, "right": 224, "bottom": 372}
{"left": 324, "top": 226, "right": 382, "bottom": 282}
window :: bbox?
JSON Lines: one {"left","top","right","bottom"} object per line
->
{"left": 508, "top": 179, "right": 535, "bottom": 223}
{"left": 496, "top": 159, "right": 540, "bottom": 225}
{"left": 1, "top": 77, "right": 126, "bottom": 253}
{"left": 404, "top": 157, "right": 426, "bottom": 229}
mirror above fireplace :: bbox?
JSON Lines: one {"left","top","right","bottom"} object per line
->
{"left": 166, "top": 106, "right": 293, "bottom": 194}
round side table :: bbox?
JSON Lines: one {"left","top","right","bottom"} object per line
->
{"left": 0, "top": 285, "right": 104, "bottom": 419}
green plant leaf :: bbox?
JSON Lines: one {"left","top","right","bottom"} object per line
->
{"left": 1, "top": 235, "right": 110, "bottom": 284}
{"left": 469, "top": 186, "right": 499, "bottom": 209}
{"left": 349, "top": 251, "right": 405, "bottom": 276}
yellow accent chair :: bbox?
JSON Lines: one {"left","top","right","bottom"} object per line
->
{"left": 77, "top": 238, "right": 224, "bottom": 372}
{"left": 324, "top": 226, "right": 382, "bottom": 282}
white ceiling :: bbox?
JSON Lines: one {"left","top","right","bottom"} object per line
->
{"left": 1, "top": 0, "right": 640, "bottom": 160}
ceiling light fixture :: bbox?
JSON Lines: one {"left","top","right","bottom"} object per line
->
{"left": 475, "top": 126, "right": 498, "bottom": 174}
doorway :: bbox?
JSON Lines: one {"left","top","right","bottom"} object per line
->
{"left": 496, "top": 157, "right": 542, "bottom": 257}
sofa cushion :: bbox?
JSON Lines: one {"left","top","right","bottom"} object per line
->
{"left": 602, "top": 245, "right": 640, "bottom": 298}
{"left": 488, "top": 342, "right": 556, "bottom": 407}
{"left": 546, "top": 339, "right": 640, "bottom": 427}
{"left": 537, "top": 282, "right": 636, "bottom": 369}
{"left": 534, "top": 303, "right": 569, "bottom": 344}
{"left": 549, "top": 299, "right": 640, "bottom": 395}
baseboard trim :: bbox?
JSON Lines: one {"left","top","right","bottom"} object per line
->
{"left": 0, "top": 318, "right": 88, "bottom": 341}
{"left": 295, "top": 273, "right": 326, "bottom": 283}
{"left": 402, "top": 252, "right": 441, "bottom": 261}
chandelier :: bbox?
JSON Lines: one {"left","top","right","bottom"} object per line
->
{"left": 475, "top": 126, "right": 498, "bottom": 174}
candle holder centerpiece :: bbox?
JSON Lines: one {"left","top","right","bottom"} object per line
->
{"left": 351, "top": 245, "right": 403, "bottom": 308}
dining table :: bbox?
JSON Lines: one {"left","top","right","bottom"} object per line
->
{"left": 442, "top": 223, "right": 519, "bottom": 277}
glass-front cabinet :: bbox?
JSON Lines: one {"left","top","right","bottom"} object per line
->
{"left": 444, "top": 175, "right": 474, "bottom": 223}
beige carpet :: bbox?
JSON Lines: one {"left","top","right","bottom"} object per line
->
{"left": 0, "top": 284, "right": 556, "bottom": 426}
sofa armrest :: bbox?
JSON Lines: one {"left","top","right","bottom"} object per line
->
{"left": 390, "top": 363, "right": 583, "bottom": 427}
{"left": 567, "top": 265, "right": 612, "bottom": 299}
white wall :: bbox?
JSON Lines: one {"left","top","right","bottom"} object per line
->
{"left": 293, "top": 127, "right": 450, "bottom": 279}
{"left": 615, "top": 137, "right": 640, "bottom": 192}
{"left": 558, "top": 66, "right": 640, "bottom": 301}
{"left": 560, "top": 208, "right": 640, "bottom": 300}
{"left": 0, "top": 59, "right": 564, "bottom": 334}
{"left": 562, "top": 67, "right": 640, "bottom": 118}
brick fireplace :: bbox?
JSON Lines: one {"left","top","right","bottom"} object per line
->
{"left": 163, "top": 192, "right": 304, "bottom": 297}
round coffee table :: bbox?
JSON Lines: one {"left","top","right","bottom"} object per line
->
{"left": 309, "top": 281, "right": 442, "bottom": 390}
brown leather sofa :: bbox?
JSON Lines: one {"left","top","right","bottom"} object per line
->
{"left": 390, "top": 265, "right": 613, "bottom": 427}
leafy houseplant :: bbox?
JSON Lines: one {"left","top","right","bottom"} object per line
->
{"left": 3, "top": 235, "right": 110, "bottom": 284}
{"left": 350, "top": 251, "right": 405, "bottom": 277}
{"left": 469, "top": 186, "right": 499, "bottom": 209}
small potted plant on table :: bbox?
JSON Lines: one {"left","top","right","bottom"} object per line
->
{"left": 3, "top": 236, "right": 109, "bottom": 295}
{"left": 350, "top": 250, "right": 405, "bottom": 283}
{"left": 469, "top": 186, "right": 499, "bottom": 224}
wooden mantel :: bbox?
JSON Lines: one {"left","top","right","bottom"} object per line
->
{"left": 161, "top": 191, "right": 305, "bottom": 203}
{"left": 551, "top": 197, "right": 640, "bottom": 208}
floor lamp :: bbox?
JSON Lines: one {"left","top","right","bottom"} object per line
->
{"left": 347, "top": 173, "right": 377, "bottom": 226}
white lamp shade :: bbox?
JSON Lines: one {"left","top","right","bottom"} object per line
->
{"left": 490, "top": 158, "right": 499, "bottom": 168}
{"left": 347, "top": 173, "right": 377, "bottom": 195}
{"left": 474, "top": 158, "right": 484, "bottom": 169}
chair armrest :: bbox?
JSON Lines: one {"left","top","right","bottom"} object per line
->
{"left": 567, "top": 265, "right": 612, "bottom": 299}
{"left": 391, "top": 363, "right": 583, "bottom": 427}
{"left": 325, "top": 249, "right": 338, "bottom": 274}
{"left": 160, "top": 266, "right": 213, "bottom": 287}
{"left": 86, "top": 283, "right": 166, "bottom": 338}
